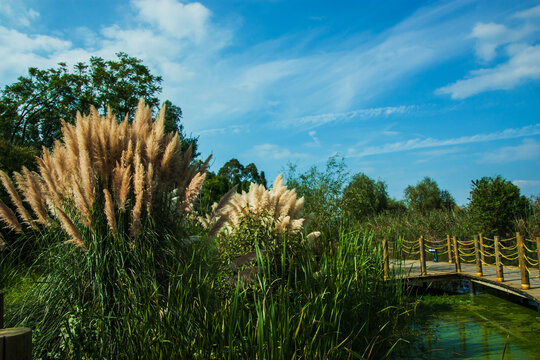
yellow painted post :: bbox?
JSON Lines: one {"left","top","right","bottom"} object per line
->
{"left": 419, "top": 236, "right": 427, "bottom": 276}
{"left": 474, "top": 235, "right": 483, "bottom": 277}
{"left": 453, "top": 236, "right": 461, "bottom": 273}
{"left": 382, "top": 238, "right": 390, "bottom": 281}
{"left": 516, "top": 232, "right": 530, "bottom": 290}
{"left": 494, "top": 236, "right": 504, "bottom": 282}
{"left": 447, "top": 234, "right": 453, "bottom": 263}
{"left": 0, "top": 292, "right": 3, "bottom": 329}
{"left": 0, "top": 328, "right": 32, "bottom": 360}
{"left": 536, "top": 237, "right": 540, "bottom": 277}
{"left": 479, "top": 233, "right": 486, "bottom": 265}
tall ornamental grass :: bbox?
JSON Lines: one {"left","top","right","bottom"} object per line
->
{"left": 0, "top": 100, "right": 410, "bottom": 359}
{"left": 0, "top": 100, "right": 227, "bottom": 358}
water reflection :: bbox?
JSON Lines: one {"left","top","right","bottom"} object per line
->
{"left": 393, "top": 293, "right": 540, "bottom": 359}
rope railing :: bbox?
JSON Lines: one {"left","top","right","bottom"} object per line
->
{"left": 386, "top": 232, "right": 539, "bottom": 291}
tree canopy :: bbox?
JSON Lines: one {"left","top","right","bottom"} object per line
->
{"left": 0, "top": 53, "right": 199, "bottom": 172}
{"left": 340, "top": 173, "right": 389, "bottom": 221}
{"left": 469, "top": 175, "right": 530, "bottom": 236}
{"left": 404, "top": 177, "right": 456, "bottom": 213}
{"left": 0, "top": 52, "right": 162, "bottom": 149}
{"left": 198, "top": 159, "right": 267, "bottom": 212}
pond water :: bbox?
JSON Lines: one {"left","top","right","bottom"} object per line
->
{"left": 394, "top": 293, "right": 540, "bottom": 359}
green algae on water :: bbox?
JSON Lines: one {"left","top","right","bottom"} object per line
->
{"left": 394, "top": 293, "right": 540, "bottom": 359}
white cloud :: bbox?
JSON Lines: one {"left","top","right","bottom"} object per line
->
{"left": 512, "top": 179, "right": 540, "bottom": 187}
{"left": 481, "top": 138, "right": 540, "bottom": 163}
{"left": 470, "top": 22, "right": 511, "bottom": 61}
{"left": 284, "top": 105, "right": 415, "bottom": 129}
{"left": 438, "top": 5, "right": 540, "bottom": 99}
{"left": 0, "top": 0, "right": 39, "bottom": 27}
{"left": 348, "top": 123, "right": 540, "bottom": 158}
{"left": 513, "top": 5, "right": 540, "bottom": 20}
{"left": 132, "top": 0, "right": 210, "bottom": 42}
{"left": 250, "top": 144, "right": 307, "bottom": 160}
{"left": 437, "top": 44, "right": 540, "bottom": 99}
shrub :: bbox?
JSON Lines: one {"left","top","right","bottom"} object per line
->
{"left": 214, "top": 174, "right": 319, "bottom": 266}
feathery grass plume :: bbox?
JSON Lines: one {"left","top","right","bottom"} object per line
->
{"left": 18, "top": 168, "right": 49, "bottom": 226}
{"left": 71, "top": 177, "right": 92, "bottom": 227}
{"left": 0, "top": 99, "right": 209, "bottom": 247}
{"left": 0, "top": 169, "right": 36, "bottom": 229}
{"left": 160, "top": 133, "right": 180, "bottom": 182}
{"left": 76, "top": 116, "right": 95, "bottom": 209}
{"left": 213, "top": 185, "right": 238, "bottom": 217}
{"left": 217, "top": 174, "right": 310, "bottom": 236}
{"left": 54, "top": 205, "right": 84, "bottom": 249}
{"left": 0, "top": 199, "right": 22, "bottom": 233}
{"left": 103, "top": 189, "right": 117, "bottom": 236}
{"left": 131, "top": 154, "right": 145, "bottom": 236}
{"left": 181, "top": 172, "right": 206, "bottom": 212}
{"left": 145, "top": 163, "right": 154, "bottom": 215}
{"left": 37, "top": 153, "right": 63, "bottom": 211}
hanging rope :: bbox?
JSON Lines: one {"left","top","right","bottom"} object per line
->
{"left": 523, "top": 243, "right": 538, "bottom": 254}
{"left": 499, "top": 243, "right": 518, "bottom": 251}
{"left": 499, "top": 252, "right": 519, "bottom": 261}
{"left": 525, "top": 255, "right": 538, "bottom": 266}
{"left": 457, "top": 239, "right": 475, "bottom": 246}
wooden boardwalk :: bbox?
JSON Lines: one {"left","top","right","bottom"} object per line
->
{"left": 391, "top": 259, "right": 540, "bottom": 306}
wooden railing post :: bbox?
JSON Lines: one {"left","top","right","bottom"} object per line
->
{"left": 494, "top": 236, "right": 504, "bottom": 282}
{"left": 479, "top": 233, "right": 486, "bottom": 265}
{"left": 382, "top": 238, "right": 390, "bottom": 281}
{"left": 536, "top": 237, "right": 540, "bottom": 277}
{"left": 474, "top": 235, "right": 483, "bottom": 277}
{"left": 419, "top": 236, "right": 427, "bottom": 276}
{"left": 516, "top": 232, "right": 530, "bottom": 290}
{"left": 447, "top": 234, "right": 453, "bottom": 263}
{"left": 453, "top": 236, "right": 461, "bottom": 273}
{"left": 0, "top": 292, "right": 3, "bottom": 329}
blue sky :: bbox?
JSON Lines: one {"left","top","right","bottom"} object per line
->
{"left": 0, "top": 0, "right": 539, "bottom": 204}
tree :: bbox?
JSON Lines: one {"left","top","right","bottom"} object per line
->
{"left": 162, "top": 99, "right": 199, "bottom": 159}
{"left": 341, "top": 173, "right": 389, "bottom": 221}
{"left": 404, "top": 177, "right": 456, "bottom": 213}
{"left": 0, "top": 52, "right": 162, "bottom": 149}
{"left": 284, "top": 155, "right": 348, "bottom": 231}
{"left": 469, "top": 175, "right": 530, "bottom": 236}
{"left": 217, "top": 158, "right": 267, "bottom": 192}
{"left": 198, "top": 159, "right": 267, "bottom": 212}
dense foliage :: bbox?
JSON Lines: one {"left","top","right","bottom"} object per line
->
{"left": 404, "top": 177, "right": 456, "bottom": 213}
{"left": 0, "top": 103, "right": 410, "bottom": 359}
{"left": 469, "top": 175, "right": 531, "bottom": 236}
{"left": 0, "top": 53, "right": 197, "bottom": 172}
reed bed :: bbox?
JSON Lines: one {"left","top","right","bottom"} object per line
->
{"left": 0, "top": 100, "right": 411, "bottom": 359}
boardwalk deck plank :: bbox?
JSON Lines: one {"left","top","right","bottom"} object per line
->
{"left": 390, "top": 259, "right": 540, "bottom": 303}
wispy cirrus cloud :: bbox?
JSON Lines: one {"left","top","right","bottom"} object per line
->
{"left": 0, "top": 0, "right": 481, "bottom": 133}
{"left": 348, "top": 123, "right": 540, "bottom": 158}
{"left": 480, "top": 138, "right": 540, "bottom": 163}
{"left": 282, "top": 105, "right": 415, "bottom": 129}
{"left": 0, "top": 0, "right": 39, "bottom": 27}
{"left": 513, "top": 179, "right": 540, "bottom": 188}
{"left": 250, "top": 143, "right": 308, "bottom": 160}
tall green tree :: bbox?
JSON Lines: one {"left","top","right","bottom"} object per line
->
{"left": 469, "top": 175, "right": 530, "bottom": 236}
{"left": 0, "top": 52, "right": 162, "bottom": 149}
{"left": 341, "top": 173, "right": 389, "bottom": 222}
{"left": 285, "top": 155, "right": 348, "bottom": 231}
{"left": 198, "top": 159, "right": 267, "bottom": 212}
{"left": 404, "top": 177, "right": 456, "bottom": 213}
